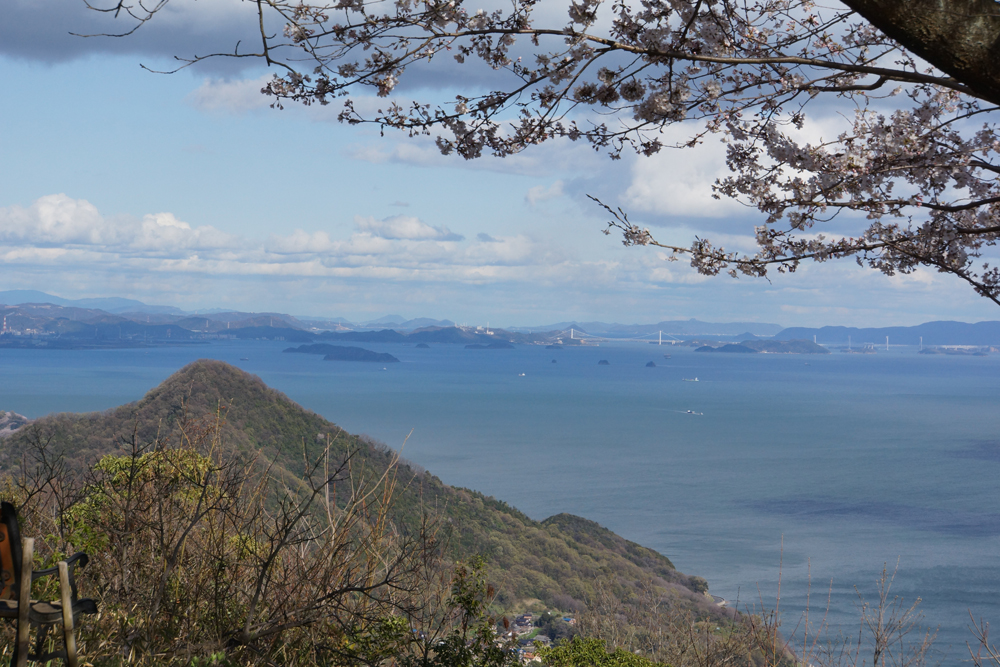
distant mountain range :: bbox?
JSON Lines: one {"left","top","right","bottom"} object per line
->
{"left": 0, "top": 290, "right": 186, "bottom": 315}
{"left": 775, "top": 321, "right": 1000, "bottom": 346}
{"left": 8, "top": 290, "right": 1000, "bottom": 345}
{"left": 0, "top": 291, "right": 771, "bottom": 336}
{"left": 0, "top": 291, "right": 452, "bottom": 331}
{"left": 0, "top": 300, "right": 556, "bottom": 349}
{"left": 363, "top": 316, "right": 457, "bottom": 329}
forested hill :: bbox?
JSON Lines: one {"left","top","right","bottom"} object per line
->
{"left": 0, "top": 360, "right": 712, "bottom": 613}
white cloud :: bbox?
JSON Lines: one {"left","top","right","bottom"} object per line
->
{"left": 345, "top": 133, "right": 603, "bottom": 178}
{"left": 187, "top": 75, "right": 273, "bottom": 114}
{"left": 266, "top": 230, "right": 337, "bottom": 255}
{"left": 0, "top": 195, "right": 571, "bottom": 284}
{"left": 0, "top": 194, "right": 810, "bottom": 292}
{"left": 624, "top": 135, "right": 746, "bottom": 218}
{"left": 355, "top": 215, "right": 464, "bottom": 241}
{"left": 526, "top": 181, "right": 565, "bottom": 206}
{"left": 0, "top": 195, "right": 105, "bottom": 245}
{"left": 0, "top": 194, "right": 236, "bottom": 253}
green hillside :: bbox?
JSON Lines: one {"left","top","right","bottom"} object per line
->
{"left": 0, "top": 360, "right": 711, "bottom": 612}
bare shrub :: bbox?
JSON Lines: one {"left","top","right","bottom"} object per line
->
{"left": 0, "top": 408, "right": 457, "bottom": 666}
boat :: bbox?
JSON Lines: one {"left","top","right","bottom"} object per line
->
{"left": 240, "top": 357, "right": 249, "bottom": 361}
{"left": 685, "top": 410, "right": 704, "bottom": 415}
{"left": 683, "top": 377, "right": 699, "bottom": 382}
{"left": 518, "top": 373, "right": 526, "bottom": 377}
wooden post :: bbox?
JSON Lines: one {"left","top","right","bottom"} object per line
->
{"left": 58, "top": 561, "right": 79, "bottom": 667}
{"left": 15, "top": 538, "right": 32, "bottom": 667}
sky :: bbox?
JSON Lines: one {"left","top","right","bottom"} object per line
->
{"left": 1, "top": 0, "right": 999, "bottom": 327}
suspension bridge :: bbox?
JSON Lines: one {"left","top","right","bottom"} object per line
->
{"left": 553, "top": 328, "right": 685, "bottom": 344}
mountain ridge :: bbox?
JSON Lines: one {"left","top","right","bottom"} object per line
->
{"left": 0, "top": 290, "right": 184, "bottom": 315}
{"left": 774, "top": 320, "right": 1000, "bottom": 345}
{"left": 12, "top": 291, "right": 1000, "bottom": 344}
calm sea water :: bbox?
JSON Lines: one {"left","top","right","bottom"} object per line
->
{"left": 1, "top": 340, "right": 998, "bottom": 661}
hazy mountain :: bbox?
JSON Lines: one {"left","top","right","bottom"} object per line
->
{"left": 364, "top": 314, "right": 408, "bottom": 325}
{"left": 775, "top": 321, "right": 1000, "bottom": 346}
{"left": 0, "top": 305, "right": 546, "bottom": 348}
{"left": 0, "top": 290, "right": 185, "bottom": 314}
{"left": 359, "top": 316, "right": 456, "bottom": 330}
{"left": 397, "top": 317, "right": 457, "bottom": 329}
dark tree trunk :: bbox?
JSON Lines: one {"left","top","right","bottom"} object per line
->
{"left": 842, "top": 0, "right": 1000, "bottom": 104}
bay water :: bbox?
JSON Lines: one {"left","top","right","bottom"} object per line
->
{"left": 1, "top": 340, "right": 998, "bottom": 662}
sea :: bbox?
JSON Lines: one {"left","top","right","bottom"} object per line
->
{"left": 1, "top": 339, "right": 998, "bottom": 662}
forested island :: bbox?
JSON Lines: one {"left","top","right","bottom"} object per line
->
{"left": 284, "top": 343, "right": 400, "bottom": 362}
{"left": 694, "top": 339, "right": 829, "bottom": 354}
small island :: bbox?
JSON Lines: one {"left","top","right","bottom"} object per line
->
{"left": 465, "top": 342, "right": 515, "bottom": 349}
{"left": 695, "top": 339, "right": 830, "bottom": 354}
{"left": 646, "top": 361, "right": 656, "bottom": 367}
{"left": 598, "top": 359, "right": 610, "bottom": 365}
{"left": 284, "top": 343, "right": 400, "bottom": 363}
{"left": 696, "top": 344, "right": 755, "bottom": 354}
{"left": 415, "top": 343, "right": 431, "bottom": 348}
{"left": 919, "top": 346, "right": 991, "bottom": 356}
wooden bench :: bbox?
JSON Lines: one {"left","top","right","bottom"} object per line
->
{"left": 0, "top": 502, "right": 97, "bottom": 667}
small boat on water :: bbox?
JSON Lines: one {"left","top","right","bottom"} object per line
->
{"left": 240, "top": 357, "right": 249, "bottom": 361}
{"left": 685, "top": 410, "right": 704, "bottom": 415}
{"left": 518, "top": 373, "right": 526, "bottom": 377}
{"left": 683, "top": 377, "right": 699, "bottom": 382}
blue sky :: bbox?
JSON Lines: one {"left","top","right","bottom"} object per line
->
{"left": 1, "top": 0, "right": 998, "bottom": 327}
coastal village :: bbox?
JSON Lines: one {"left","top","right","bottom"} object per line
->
{"left": 502, "top": 612, "right": 577, "bottom": 663}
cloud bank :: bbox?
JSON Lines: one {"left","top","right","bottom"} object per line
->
{"left": 0, "top": 0, "right": 261, "bottom": 71}
{"left": 5, "top": 194, "right": 996, "bottom": 327}
{"left": 0, "top": 195, "right": 630, "bottom": 286}
{"left": 0, "top": 195, "right": 236, "bottom": 253}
